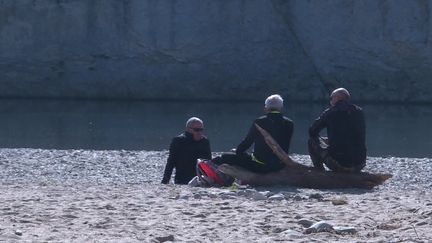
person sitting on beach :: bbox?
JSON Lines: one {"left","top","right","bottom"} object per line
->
{"left": 213, "top": 94, "right": 293, "bottom": 173}
{"left": 161, "top": 117, "right": 212, "bottom": 184}
{"left": 308, "top": 88, "right": 366, "bottom": 173}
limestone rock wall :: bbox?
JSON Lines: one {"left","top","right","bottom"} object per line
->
{"left": 0, "top": 0, "right": 431, "bottom": 102}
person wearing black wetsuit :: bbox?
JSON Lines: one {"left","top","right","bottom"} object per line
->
{"left": 308, "top": 88, "right": 366, "bottom": 173}
{"left": 213, "top": 94, "right": 293, "bottom": 173}
{"left": 161, "top": 117, "right": 211, "bottom": 184}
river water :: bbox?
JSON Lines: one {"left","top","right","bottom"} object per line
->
{"left": 0, "top": 99, "right": 431, "bottom": 158}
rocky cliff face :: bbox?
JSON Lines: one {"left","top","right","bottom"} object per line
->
{"left": 0, "top": 0, "right": 431, "bottom": 102}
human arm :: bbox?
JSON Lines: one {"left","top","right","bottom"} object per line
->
{"left": 309, "top": 110, "right": 328, "bottom": 138}
{"left": 236, "top": 122, "right": 257, "bottom": 155}
{"left": 286, "top": 121, "right": 294, "bottom": 153}
{"left": 161, "top": 138, "right": 179, "bottom": 184}
{"left": 203, "top": 138, "right": 212, "bottom": 160}
{"left": 357, "top": 110, "right": 366, "bottom": 144}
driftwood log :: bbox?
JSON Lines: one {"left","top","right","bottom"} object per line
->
{"left": 218, "top": 124, "right": 392, "bottom": 189}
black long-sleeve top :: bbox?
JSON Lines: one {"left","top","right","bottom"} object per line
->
{"left": 309, "top": 100, "right": 366, "bottom": 167}
{"left": 236, "top": 112, "right": 293, "bottom": 171}
{"left": 161, "top": 132, "right": 211, "bottom": 184}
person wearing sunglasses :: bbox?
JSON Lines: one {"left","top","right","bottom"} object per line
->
{"left": 308, "top": 88, "right": 366, "bottom": 173}
{"left": 161, "top": 117, "right": 212, "bottom": 184}
{"left": 213, "top": 94, "right": 293, "bottom": 173}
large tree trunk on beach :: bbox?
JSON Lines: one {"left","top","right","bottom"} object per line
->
{"left": 218, "top": 124, "right": 392, "bottom": 189}
{"left": 218, "top": 164, "right": 391, "bottom": 189}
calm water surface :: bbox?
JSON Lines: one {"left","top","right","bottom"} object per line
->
{"left": 1, "top": 99, "right": 431, "bottom": 158}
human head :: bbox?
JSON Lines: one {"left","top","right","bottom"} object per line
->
{"left": 186, "top": 117, "right": 204, "bottom": 141}
{"left": 330, "top": 88, "right": 350, "bottom": 106}
{"left": 264, "top": 94, "right": 284, "bottom": 112}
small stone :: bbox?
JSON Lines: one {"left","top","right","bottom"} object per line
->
{"left": 268, "top": 193, "right": 285, "bottom": 200}
{"left": 178, "top": 192, "right": 190, "bottom": 200}
{"left": 272, "top": 227, "right": 286, "bottom": 233}
{"left": 236, "top": 190, "right": 248, "bottom": 196}
{"left": 297, "top": 219, "right": 313, "bottom": 228}
{"left": 304, "top": 221, "right": 334, "bottom": 234}
{"left": 14, "top": 229, "right": 23, "bottom": 236}
{"left": 334, "top": 226, "right": 357, "bottom": 234}
{"left": 331, "top": 198, "right": 348, "bottom": 205}
{"left": 244, "top": 189, "right": 257, "bottom": 197}
{"left": 220, "top": 194, "right": 236, "bottom": 200}
{"left": 377, "top": 223, "right": 401, "bottom": 230}
{"left": 407, "top": 208, "right": 419, "bottom": 213}
{"left": 309, "top": 193, "right": 324, "bottom": 200}
{"left": 251, "top": 191, "right": 267, "bottom": 200}
{"left": 281, "top": 229, "right": 303, "bottom": 238}
{"left": 168, "top": 194, "right": 179, "bottom": 200}
{"left": 237, "top": 189, "right": 257, "bottom": 198}
{"left": 245, "top": 189, "right": 256, "bottom": 193}
{"left": 416, "top": 221, "right": 428, "bottom": 226}
{"left": 103, "top": 204, "right": 116, "bottom": 210}
{"left": 155, "top": 235, "right": 174, "bottom": 242}
{"left": 219, "top": 191, "right": 236, "bottom": 197}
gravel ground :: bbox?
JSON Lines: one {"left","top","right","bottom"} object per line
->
{"left": 0, "top": 148, "right": 431, "bottom": 242}
{"left": 0, "top": 149, "right": 431, "bottom": 192}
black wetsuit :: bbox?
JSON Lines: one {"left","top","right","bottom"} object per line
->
{"left": 161, "top": 132, "right": 211, "bottom": 184}
{"left": 309, "top": 100, "right": 366, "bottom": 168}
{"left": 214, "top": 112, "right": 293, "bottom": 173}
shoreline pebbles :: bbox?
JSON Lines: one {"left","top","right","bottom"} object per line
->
{"left": 0, "top": 148, "right": 431, "bottom": 242}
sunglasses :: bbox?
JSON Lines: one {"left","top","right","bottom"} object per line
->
{"left": 190, "top": 127, "right": 204, "bottom": 132}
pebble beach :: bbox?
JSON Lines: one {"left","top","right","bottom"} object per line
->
{"left": 0, "top": 148, "right": 431, "bottom": 242}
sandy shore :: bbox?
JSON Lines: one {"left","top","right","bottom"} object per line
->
{"left": 0, "top": 148, "right": 431, "bottom": 242}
